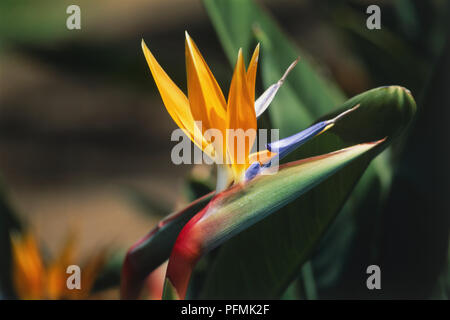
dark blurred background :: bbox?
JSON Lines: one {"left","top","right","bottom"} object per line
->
{"left": 0, "top": 0, "right": 449, "bottom": 299}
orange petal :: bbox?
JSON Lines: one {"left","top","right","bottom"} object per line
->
{"left": 227, "top": 49, "right": 257, "bottom": 180}
{"left": 248, "top": 149, "right": 277, "bottom": 165}
{"left": 11, "top": 232, "right": 46, "bottom": 299}
{"left": 46, "top": 264, "right": 66, "bottom": 300}
{"left": 141, "top": 40, "right": 213, "bottom": 158}
{"left": 246, "top": 43, "right": 260, "bottom": 103}
{"left": 46, "top": 230, "right": 77, "bottom": 299}
{"left": 185, "top": 32, "right": 227, "bottom": 160}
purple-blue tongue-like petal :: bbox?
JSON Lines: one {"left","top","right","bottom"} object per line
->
{"left": 244, "top": 161, "right": 262, "bottom": 181}
{"left": 267, "top": 120, "right": 332, "bottom": 161}
{"left": 267, "top": 104, "right": 360, "bottom": 162}
{"left": 244, "top": 104, "right": 360, "bottom": 181}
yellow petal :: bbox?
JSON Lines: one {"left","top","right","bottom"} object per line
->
{"left": 185, "top": 32, "right": 227, "bottom": 160}
{"left": 141, "top": 40, "right": 213, "bottom": 158}
{"left": 246, "top": 43, "right": 260, "bottom": 103}
{"left": 227, "top": 49, "right": 257, "bottom": 180}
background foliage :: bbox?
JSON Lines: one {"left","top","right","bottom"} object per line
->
{"left": 0, "top": 0, "right": 448, "bottom": 299}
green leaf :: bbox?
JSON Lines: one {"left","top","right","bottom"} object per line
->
{"left": 203, "top": 0, "right": 416, "bottom": 299}
{"left": 120, "top": 191, "right": 214, "bottom": 299}
{"left": 198, "top": 86, "right": 416, "bottom": 298}
{"left": 168, "top": 139, "right": 384, "bottom": 299}
{"left": 203, "top": 1, "right": 400, "bottom": 299}
{"left": 365, "top": 41, "right": 450, "bottom": 299}
{"left": 162, "top": 278, "right": 180, "bottom": 300}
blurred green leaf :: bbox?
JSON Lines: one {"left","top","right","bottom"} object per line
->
{"left": 0, "top": 0, "right": 75, "bottom": 45}
{"left": 367, "top": 41, "right": 450, "bottom": 299}
{"left": 120, "top": 191, "right": 214, "bottom": 299}
{"left": 123, "top": 186, "right": 172, "bottom": 218}
{"left": 92, "top": 250, "right": 125, "bottom": 294}
{"left": 203, "top": 0, "right": 345, "bottom": 137}
{"left": 199, "top": 86, "right": 416, "bottom": 298}
{"left": 429, "top": 241, "right": 449, "bottom": 300}
{"left": 184, "top": 173, "right": 215, "bottom": 203}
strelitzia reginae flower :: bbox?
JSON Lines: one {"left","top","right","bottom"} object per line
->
{"left": 11, "top": 230, "right": 106, "bottom": 300}
{"left": 142, "top": 32, "right": 355, "bottom": 190}
{"left": 121, "top": 32, "right": 385, "bottom": 299}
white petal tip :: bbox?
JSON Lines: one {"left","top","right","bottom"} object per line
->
{"left": 331, "top": 104, "right": 361, "bottom": 123}
{"left": 280, "top": 58, "right": 300, "bottom": 83}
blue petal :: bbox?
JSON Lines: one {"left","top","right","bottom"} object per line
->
{"left": 244, "top": 162, "right": 262, "bottom": 181}
{"left": 244, "top": 121, "right": 329, "bottom": 182}
{"left": 244, "top": 104, "right": 360, "bottom": 181}
{"left": 267, "top": 120, "right": 332, "bottom": 161}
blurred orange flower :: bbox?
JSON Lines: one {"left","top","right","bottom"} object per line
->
{"left": 10, "top": 230, "right": 107, "bottom": 300}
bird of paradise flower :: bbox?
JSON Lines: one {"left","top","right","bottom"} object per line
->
{"left": 121, "top": 32, "right": 399, "bottom": 299}
{"left": 141, "top": 32, "right": 355, "bottom": 190}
